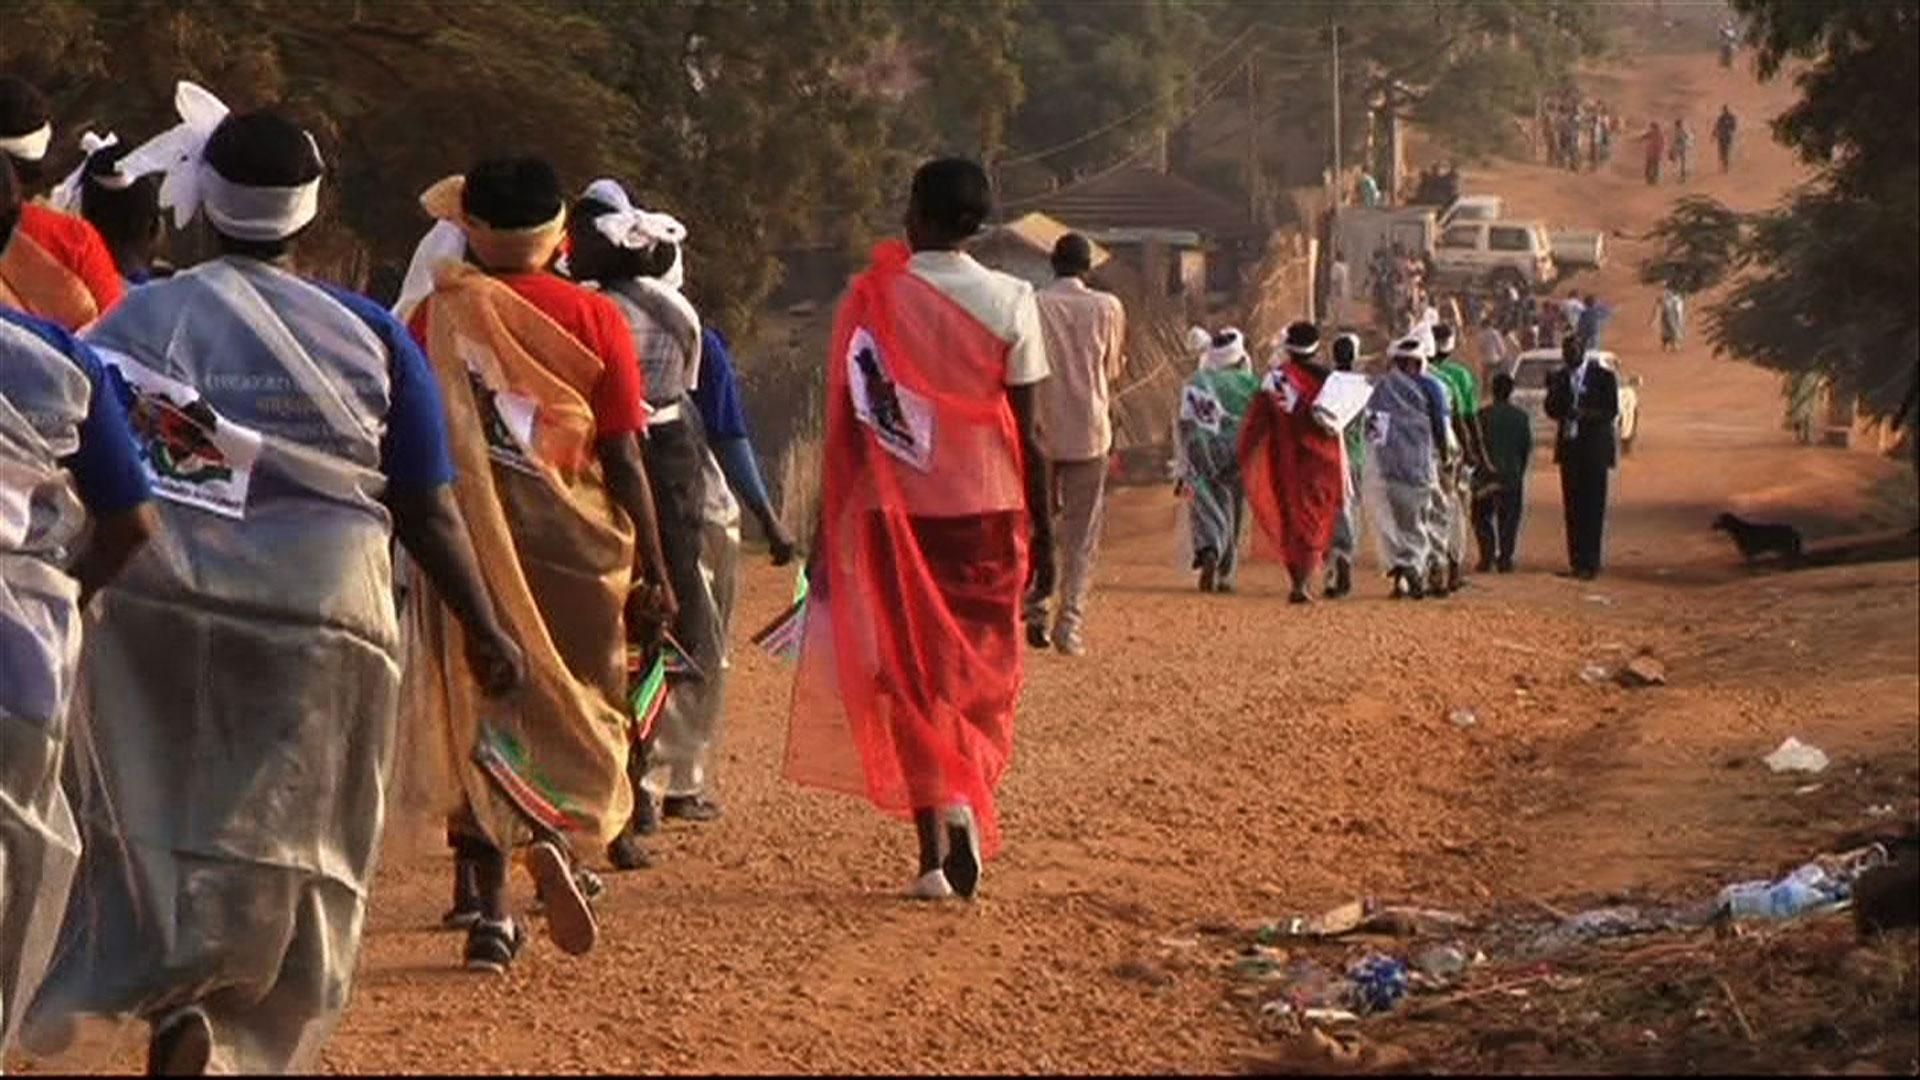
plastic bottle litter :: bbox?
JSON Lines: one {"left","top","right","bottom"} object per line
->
{"left": 1762, "top": 736, "right": 1829, "bottom": 774}
{"left": 1448, "top": 709, "right": 1478, "bottom": 729}
{"left": 1716, "top": 845, "right": 1890, "bottom": 920}
{"left": 1412, "top": 943, "right": 1470, "bottom": 983}
{"left": 1580, "top": 664, "right": 1613, "bottom": 685}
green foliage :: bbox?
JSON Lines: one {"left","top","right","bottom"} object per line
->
{"left": 1639, "top": 195, "right": 1750, "bottom": 296}
{"left": 1646, "top": 0, "right": 1920, "bottom": 428}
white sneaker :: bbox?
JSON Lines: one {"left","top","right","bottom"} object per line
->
{"left": 941, "top": 804, "right": 983, "bottom": 900}
{"left": 909, "top": 868, "right": 955, "bottom": 900}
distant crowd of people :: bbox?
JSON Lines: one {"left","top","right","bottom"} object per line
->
{"left": 1540, "top": 91, "right": 1740, "bottom": 183}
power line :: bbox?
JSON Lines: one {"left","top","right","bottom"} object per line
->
{"left": 995, "top": 23, "right": 1262, "bottom": 168}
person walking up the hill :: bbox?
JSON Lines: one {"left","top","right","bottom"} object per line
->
{"left": 786, "top": 158, "right": 1052, "bottom": 902}
{"left": 1713, "top": 105, "right": 1738, "bottom": 174}
{"left": 398, "top": 156, "right": 676, "bottom": 974}
{"left": 26, "top": 97, "right": 523, "bottom": 1073}
{"left": 1240, "top": 322, "right": 1360, "bottom": 604}
{"left": 1176, "top": 328, "right": 1258, "bottom": 593}
{"left": 1362, "top": 336, "right": 1445, "bottom": 599}
{"left": 1324, "top": 333, "right": 1370, "bottom": 598}
{"left": 1473, "top": 372, "right": 1533, "bottom": 573}
{"left": 0, "top": 76, "right": 124, "bottom": 329}
{"left": 1026, "top": 232, "right": 1125, "bottom": 657}
{"left": 1653, "top": 285, "right": 1687, "bottom": 351}
{"left": 1640, "top": 120, "right": 1666, "bottom": 186}
{"left": 1670, "top": 117, "right": 1695, "bottom": 184}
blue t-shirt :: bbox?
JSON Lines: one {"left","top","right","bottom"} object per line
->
{"left": 316, "top": 283, "right": 456, "bottom": 489}
{"left": 0, "top": 308, "right": 152, "bottom": 515}
{"left": 692, "top": 328, "right": 750, "bottom": 442}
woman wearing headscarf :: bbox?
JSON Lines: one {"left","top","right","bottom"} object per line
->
{"left": 1361, "top": 335, "right": 1449, "bottom": 598}
{"left": 397, "top": 157, "right": 675, "bottom": 975}
{"left": 1174, "top": 327, "right": 1258, "bottom": 593}
{"left": 24, "top": 85, "right": 521, "bottom": 1073}
{"left": 566, "top": 179, "right": 728, "bottom": 861}
{"left": 1239, "top": 322, "right": 1352, "bottom": 604}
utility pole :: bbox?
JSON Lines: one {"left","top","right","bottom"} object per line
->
{"left": 1330, "top": 21, "right": 1343, "bottom": 208}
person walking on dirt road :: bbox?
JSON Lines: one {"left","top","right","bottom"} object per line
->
{"left": 1027, "top": 232, "right": 1126, "bottom": 657}
{"left": 1714, "top": 105, "right": 1738, "bottom": 174}
{"left": 1640, "top": 120, "right": 1666, "bottom": 185}
{"left": 786, "top": 158, "right": 1052, "bottom": 903}
{"left": 1544, "top": 334, "right": 1620, "bottom": 580}
{"left": 1670, "top": 117, "right": 1696, "bottom": 184}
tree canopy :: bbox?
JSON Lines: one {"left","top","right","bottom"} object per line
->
{"left": 5, "top": 0, "right": 1605, "bottom": 327}
{"left": 1641, "top": 0, "right": 1919, "bottom": 432}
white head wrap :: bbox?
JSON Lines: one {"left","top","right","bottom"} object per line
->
{"left": 0, "top": 122, "right": 51, "bottom": 163}
{"left": 1185, "top": 325, "right": 1212, "bottom": 356}
{"left": 48, "top": 131, "right": 126, "bottom": 213}
{"left": 115, "top": 80, "right": 320, "bottom": 242}
{"left": 1201, "top": 328, "right": 1250, "bottom": 372}
{"left": 581, "top": 177, "right": 687, "bottom": 253}
{"left": 1389, "top": 335, "right": 1429, "bottom": 363}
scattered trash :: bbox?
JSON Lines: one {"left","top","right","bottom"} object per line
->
{"left": 1865, "top": 804, "right": 1897, "bottom": 818}
{"left": 1412, "top": 943, "right": 1470, "bottom": 985}
{"left": 1580, "top": 664, "right": 1613, "bottom": 685}
{"left": 1717, "top": 843, "right": 1890, "bottom": 921}
{"left": 1448, "top": 708, "right": 1479, "bottom": 729}
{"left": 1360, "top": 906, "right": 1475, "bottom": 938}
{"left": 1232, "top": 945, "right": 1291, "bottom": 980}
{"left": 1345, "top": 954, "right": 1410, "bottom": 1015}
{"left": 1273, "top": 958, "right": 1341, "bottom": 1008}
{"left": 1525, "top": 905, "right": 1707, "bottom": 955}
{"left": 1619, "top": 655, "right": 1667, "bottom": 687}
{"left": 1302, "top": 1006, "right": 1362, "bottom": 1026}
{"left": 1794, "top": 783, "right": 1824, "bottom": 796}
{"left": 1763, "top": 737, "right": 1830, "bottom": 774}
{"left": 1262, "top": 899, "right": 1372, "bottom": 941}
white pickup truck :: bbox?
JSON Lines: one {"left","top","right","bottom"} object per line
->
{"left": 1445, "top": 195, "right": 1605, "bottom": 270}
{"left": 1332, "top": 196, "right": 1604, "bottom": 298}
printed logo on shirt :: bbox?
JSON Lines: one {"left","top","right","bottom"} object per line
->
{"left": 100, "top": 350, "right": 262, "bottom": 520}
{"left": 1181, "top": 383, "right": 1226, "bottom": 434}
{"left": 456, "top": 334, "right": 541, "bottom": 477}
{"left": 1364, "top": 410, "right": 1392, "bottom": 448}
{"left": 846, "top": 326, "right": 933, "bottom": 472}
{"left": 1267, "top": 368, "right": 1300, "bottom": 412}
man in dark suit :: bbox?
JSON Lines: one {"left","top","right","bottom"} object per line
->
{"left": 1543, "top": 334, "right": 1619, "bottom": 579}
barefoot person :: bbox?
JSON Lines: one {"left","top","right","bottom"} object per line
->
{"left": 1239, "top": 321, "right": 1347, "bottom": 604}
{"left": 399, "top": 158, "right": 675, "bottom": 972}
{"left": 24, "top": 96, "right": 522, "bottom": 1074}
{"left": 0, "top": 75, "right": 124, "bottom": 328}
{"left": 1175, "top": 327, "right": 1258, "bottom": 593}
{"left": 0, "top": 155, "right": 157, "bottom": 1063}
{"left": 786, "top": 158, "right": 1052, "bottom": 901}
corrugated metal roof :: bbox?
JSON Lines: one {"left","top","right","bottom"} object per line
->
{"left": 975, "top": 211, "right": 1111, "bottom": 268}
{"left": 1013, "top": 167, "right": 1257, "bottom": 242}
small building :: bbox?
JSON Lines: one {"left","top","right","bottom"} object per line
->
{"left": 967, "top": 211, "right": 1111, "bottom": 289}
{"left": 1009, "top": 167, "right": 1262, "bottom": 305}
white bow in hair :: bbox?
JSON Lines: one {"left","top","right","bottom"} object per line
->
{"left": 49, "top": 131, "right": 125, "bottom": 213}
{"left": 115, "top": 81, "right": 231, "bottom": 231}
{"left": 582, "top": 177, "right": 688, "bottom": 252}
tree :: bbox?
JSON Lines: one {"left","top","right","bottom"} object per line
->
{"left": 1642, "top": 0, "right": 1919, "bottom": 433}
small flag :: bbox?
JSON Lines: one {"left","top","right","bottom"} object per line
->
{"left": 750, "top": 595, "right": 806, "bottom": 662}
{"left": 628, "top": 647, "right": 670, "bottom": 741}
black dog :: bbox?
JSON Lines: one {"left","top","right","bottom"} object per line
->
{"left": 1712, "top": 512, "right": 1804, "bottom": 566}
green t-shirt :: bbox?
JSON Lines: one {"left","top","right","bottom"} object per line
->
{"left": 1434, "top": 357, "right": 1479, "bottom": 418}
{"left": 1478, "top": 401, "right": 1533, "bottom": 486}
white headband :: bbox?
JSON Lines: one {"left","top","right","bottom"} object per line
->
{"left": 1201, "top": 328, "right": 1249, "bottom": 371}
{"left": 581, "top": 177, "right": 687, "bottom": 251}
{"left": 0, "top": 122, "right": 51, "bottom": 163}
{"left": 49, "top": 131, "right": 126, "bottom": 213}
{"left": 116, "top": 80, "right": 321, "bottom": 242}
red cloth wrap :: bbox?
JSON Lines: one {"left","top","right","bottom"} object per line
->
{"left": 1238, "top": 362, "right": 1346, "bottom": 577}
{"left": 784, "top": 241, "right": 1028, "bottom": 859}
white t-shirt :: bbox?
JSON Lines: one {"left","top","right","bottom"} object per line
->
{"left": 908, "top": 251, "right": 1051, "bottom": 387}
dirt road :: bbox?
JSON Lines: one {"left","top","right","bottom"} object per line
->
{"left": 14, "top": 43, "right": 1915, "bottom": 1077}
